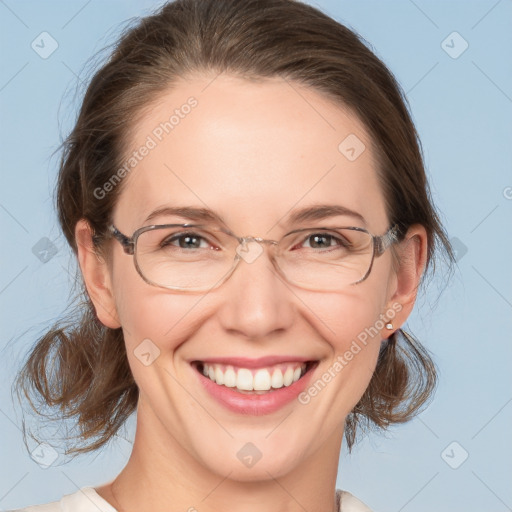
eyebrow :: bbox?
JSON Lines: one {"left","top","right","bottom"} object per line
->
{"left": 287, "top": 204, "right": 365, "bottom": 225}
{"left": 144, "top": 206, "right": 228, "bottom": 225}
{"left": 143, "top": 204, "right": 366, "bottom": 227}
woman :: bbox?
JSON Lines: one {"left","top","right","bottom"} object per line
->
{"left": 12, "top": 0, "right": 454, "bottom": 511}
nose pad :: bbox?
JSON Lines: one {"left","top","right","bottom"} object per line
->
{"left": 228, "top": 238, "right": 285, "bottom": 289}
{"left": 234, "top": 238, "right": 265, "bottom": 265}
{"left": 234, "top": 238, "right": 284, "bottom": 283}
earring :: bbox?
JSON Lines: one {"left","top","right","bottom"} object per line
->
{"left": 385, "top": 322, "right": 393, "bottom": 330}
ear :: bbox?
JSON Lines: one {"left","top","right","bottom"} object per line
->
{"left": 382, "top": 224, "right": 428, "bottom": 337}
{"left": 75, "top": 219, "right": 121, "bottom": 329}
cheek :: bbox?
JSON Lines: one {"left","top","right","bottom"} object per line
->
{"left": 316, "top": 291, "right": 385, "bottom": 381}
{"left": 110, "top": 257, "right": 201, "bottom": 357}
{"left": 306, "top": 269, "right": 392, "bottom": 351}
{"left": 112, "top": 253, "right": 394, "bottom": 353}
{"left": 299, "top": 273, "right": 392, "bottom": 414}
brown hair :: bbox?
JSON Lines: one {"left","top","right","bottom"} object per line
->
{"left": 13, "top": 0, "right": 454, "bottom": 456}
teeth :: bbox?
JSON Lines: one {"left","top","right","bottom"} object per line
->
{"left": 199, "top": 362, "right": 308, "bottom": 393}
{"left": 271, "top": 368, "right": 283, "bottom": 389}
{"left": 214, "top": 366, "right": 224, "bottom": 386}
{"left": 224, "top": 367, "right": 236, "bottom": 387}
{"left": 237, "top": 369, "right": 254, "bottom": 391}
{"left": 254, "top": 369, "right": 271, "bottom": 391}
{"left": 283, "top": 367, "right": 294, "bottom": 386}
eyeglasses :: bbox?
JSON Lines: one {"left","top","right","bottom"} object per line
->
{"left": 107, "top": 222, "right": 400, "bottom": 293}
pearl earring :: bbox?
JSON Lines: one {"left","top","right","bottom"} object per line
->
{"left": 385, "top": 322, "right": 393, "bottom": 330}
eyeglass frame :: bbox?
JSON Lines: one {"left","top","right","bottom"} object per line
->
{"left": 105, "top": 222, "right": 401, "bottom": 293}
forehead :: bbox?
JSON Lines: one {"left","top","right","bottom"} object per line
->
{"left": 113, "top": 73, "right": 388, "bottom": 234}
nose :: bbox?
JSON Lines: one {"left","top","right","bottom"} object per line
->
{"left": 215, "top": 240, "right": 295, "bottom": 340}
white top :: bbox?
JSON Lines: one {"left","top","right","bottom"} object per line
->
{"left": 8, "top": 486, "right": 373, "bottom": 512}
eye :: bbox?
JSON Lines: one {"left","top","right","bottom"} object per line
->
{"left": 299, "top": 232, "right": 351, "bottom": 250}
{"left": 161, "top": 232, "right": 213, "bottom": 250}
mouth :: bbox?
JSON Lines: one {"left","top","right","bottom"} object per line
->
{"left": 191, "top": 359, "right": 319, "bottom": 395}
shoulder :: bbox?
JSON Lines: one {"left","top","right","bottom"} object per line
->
{"left": 7, "top": 487, "right": 117, "bottom": 512}
{"left": 11, "top": 486, "right": 371, "bottom": 512}
{"left": 336, "top": 489, "right": 373, "bottom": 512}
{"left": 6, "top": 501, "right": 60, "bottom": 512}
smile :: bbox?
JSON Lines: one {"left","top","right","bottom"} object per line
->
{"left": 190, "top": 358, "right": 319, "bottom": 415}
{"left": 194, "top": 361, "right": 315, "bottom": 394}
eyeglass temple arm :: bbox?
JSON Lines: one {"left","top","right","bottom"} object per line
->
{"left": 109, "top": 225, "right": 135, "bottom": 255}
{"left": 374, "top": 225, "right": 400, "bottom": 256}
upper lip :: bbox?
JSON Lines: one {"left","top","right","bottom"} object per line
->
{"left": 191, "top": 355, "right": 316, "bottom": 368}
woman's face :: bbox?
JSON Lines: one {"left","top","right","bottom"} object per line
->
{"left": 90, "top": 73, "right": 406, "bottom": 481}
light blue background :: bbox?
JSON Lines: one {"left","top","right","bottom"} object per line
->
{"left": 1, "top": 1, "right": 511, "bottom": 511}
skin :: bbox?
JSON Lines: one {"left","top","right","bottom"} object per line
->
{"left": 76, "top": 73, "right": 427, "bottom": 512}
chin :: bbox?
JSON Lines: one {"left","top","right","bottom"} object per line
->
{"left": 193, "top": 436, "right": 309, "bottom": 482}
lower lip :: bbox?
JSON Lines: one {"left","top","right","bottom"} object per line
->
{"left": 193, "top": 363, "right": 317, "bottom": 415}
